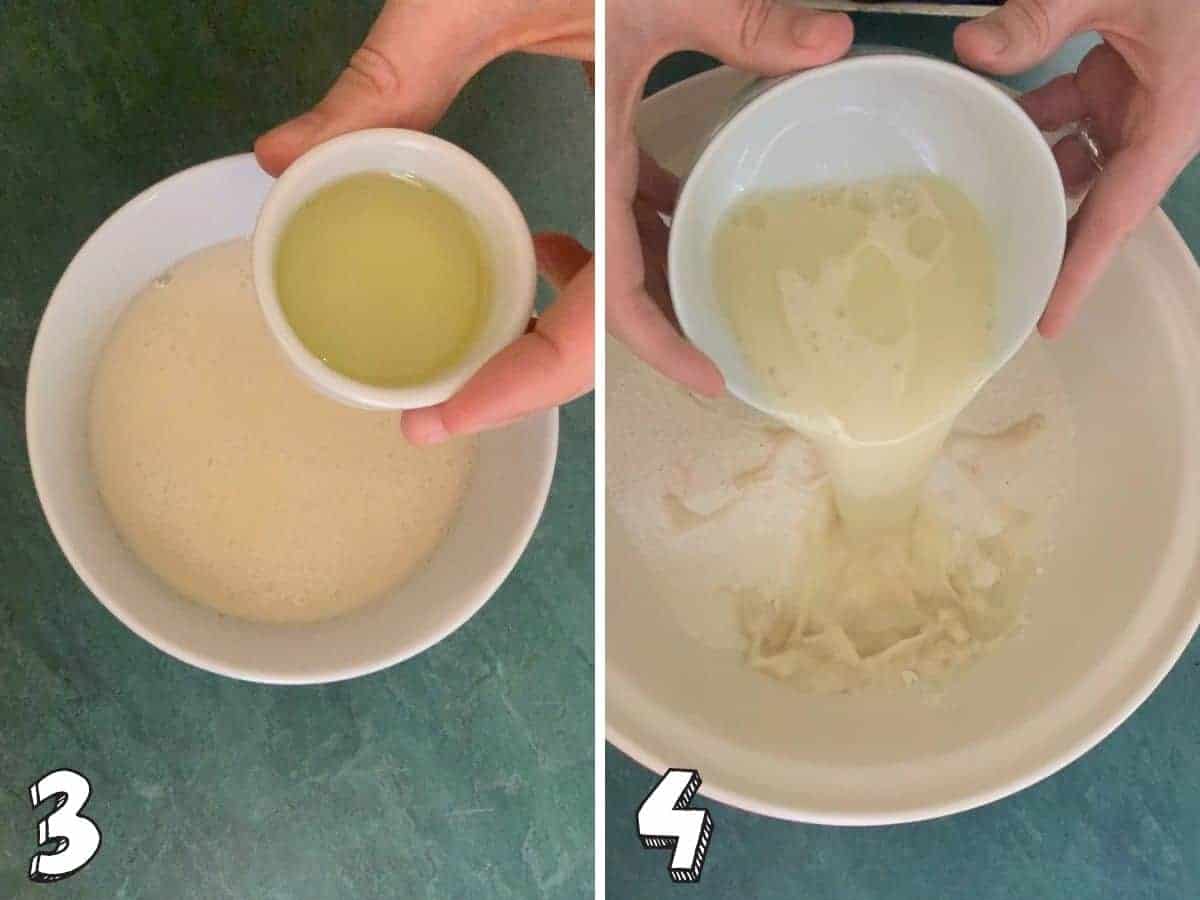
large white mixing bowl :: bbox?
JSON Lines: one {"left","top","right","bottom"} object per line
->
{"left": 27, "top": 154, "right": 557, "bottom": 685}
{"left": 609, "top": 66, "right": 1200, "bottom": 824}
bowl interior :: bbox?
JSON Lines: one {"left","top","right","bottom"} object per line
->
{"left": 252, "top": 128, "right": 537, "bottom": 411}
{"left": 27, "top": 154, "right": 556, "bottom": 684}
{"left": 669, "top": 55, "right": 1067, "bottom": 419}
{"left": 615, "top": 66, "right": 1200, "bottom": 823}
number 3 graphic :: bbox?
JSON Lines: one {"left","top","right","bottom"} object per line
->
{"left": 28, "top": 769, "right": 102, "bottom": 883}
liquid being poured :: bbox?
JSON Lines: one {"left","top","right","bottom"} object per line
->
{"left": 713, "top": 175, "right": 997, "bottom": 532}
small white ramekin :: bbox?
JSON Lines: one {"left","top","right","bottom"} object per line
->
{"left": 668, "top": 52, "right": 1067, "bottom": 427}
{"left": 252, "top": 128, "right": 536, "bottom": 411}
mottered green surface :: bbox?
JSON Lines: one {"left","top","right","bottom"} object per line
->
{"left": 0, "top": 2, "right": 593, "bottom": 898}
{"left": 610, "top": 15, "right": 1200, "bottom": 900}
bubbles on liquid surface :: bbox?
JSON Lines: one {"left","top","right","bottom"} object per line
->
{"left": 884, "top": 181, "right": 920, "bottom": 218}
{"left": 814, "top": 186, "right": 847, "bottom": 208}
{"left": 849, "top": 187, "right": 879, "bottom": 215}
{"left": 846, "top": 245, "right": 911, "bottom": 345}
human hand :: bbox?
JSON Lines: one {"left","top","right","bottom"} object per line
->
{"left": 955, "top": 0, "right": 1200, "bottom": 337}
{"left": 255, "top": 0, "right": 592, "bottom": 175}
{"left": 256, "top": 0, "right": 595, "bottom": 442}
{"left": 607, "top": 0, "right": 853, "bottom": 394}
{"left": 401, "top": 234, "right": 594, "bottom": 445}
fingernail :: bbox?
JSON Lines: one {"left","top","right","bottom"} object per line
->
{"left": 402, "top": 410, "right": 450, "bottom": 446}
{"left": 969, "top": 20, "right": 1010, "bottom": 55}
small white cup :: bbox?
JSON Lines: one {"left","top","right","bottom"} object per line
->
{"left": 668, "top": 52, "right": 1067, "bottom": 425}
{"left": 253, "top": 128, "right": 536, "bottom": 411}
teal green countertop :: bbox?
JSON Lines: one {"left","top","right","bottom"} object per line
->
{"left": 0, "top": 3, "right": 593, "bottom": 898}
{"left": 610, "top": 14, "right": 1200, "bottom": 900}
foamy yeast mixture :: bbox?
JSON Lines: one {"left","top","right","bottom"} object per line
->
{"left": 90, "top": 239, "right": 476, "bottom": 625}
{"left": 714, "top": 175, "right": 996, "bottom": 532}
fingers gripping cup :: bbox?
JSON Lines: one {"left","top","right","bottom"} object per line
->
{"left": 668, "top": 52, "right": 1067, "bottom": 531}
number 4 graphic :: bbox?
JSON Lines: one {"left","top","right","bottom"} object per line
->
{"left": 28, "top": 769, "right": 103, "bottom": 883}
{"left": 638, "top": 768, "right": 713, "bottom": 883}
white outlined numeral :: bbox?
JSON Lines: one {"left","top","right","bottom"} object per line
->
{"left": 638, "top": 768, "right": 712, "bottom": 882}
{"left": 28, "top": 769, "right": 102, "bottom": 883}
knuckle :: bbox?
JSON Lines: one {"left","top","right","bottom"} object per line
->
{"left": 736, "top": 0, "right": 774, "bottom": 54}
{"left": 1010, "top": 0, "right": 1055, "bottom": 53}
{"left": 346, "top": 44, "right": 402, "bottom": 100}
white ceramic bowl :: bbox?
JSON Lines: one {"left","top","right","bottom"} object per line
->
{"left": 253, "top": 128, "right": 537, "bottom": 411}
{"left": 26, "top": 154, "right": 557, "bottom": 684}
{"left": 611, "top": 65, "right": 1200, "bottom": 824}
{"left": 668, "top": 53, "right": 1067, "bottom": 424}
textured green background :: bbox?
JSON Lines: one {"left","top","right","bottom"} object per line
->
{"left": 0, "top": 2, "right": 593, "bottom": 898}
{"left": 610, "top": 14, "right": 1200, "bottom": 900}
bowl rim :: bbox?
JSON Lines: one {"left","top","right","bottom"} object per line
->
{"left": 252, "top": 127, "right": 537, "bottom": 411}
{"left": 25, "top": 152, "right": 559, "bottom": 685}
{"left": 613, "top": 62, "right": 1200, "bottom": 826}
{"left": 667, "top": 52, "right": 1068, "bottom": 428}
